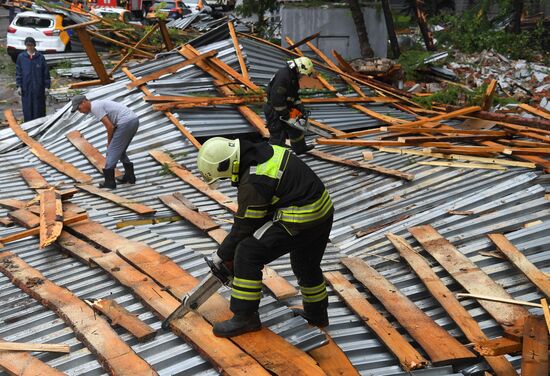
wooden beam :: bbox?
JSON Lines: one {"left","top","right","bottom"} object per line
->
{"left": 66, "top": 130, "right": 122, "bottom": 177}
{"left": 341, "top": 256, "right": 477, "bottom": 365}
{"left": 324, "top": 271, "right": 428, "bottom": 372}
{"left": 0, "top": 338, "right": 65, "bottom": 376}
{"left": 409, "top": 225, "right": 529, "bottom": 339}
{"left": 386, "top": 233, "right": 517, "bottom": 375}
{"left": 68, "top": 220, "right": 325, "bottom": 375}
{"left": 287, "top": 32, "right": 320, "bottom": 51}
{"left": 0, "top": 252, "right": 159, "bottom": 376}
{"left": 307, "top": 336, "right": 360, "bottom": 376}
{"left": 417, "top": 161, "right": 507, "bottom": 170}
{"left": 519, "top": 103, "right": 550, "bottom": 121}
{"left": 157, "top": 20, "right": 174, "bottom": 51}
{"left": 19, "top": 167, "right": 49, "bottom": 189}
{"left": 0, "top": 342, "right": 69, "bottom": 353}
{"left": 309, "top": 149, "right": 414, "bottom": 180}
{"left": 456, "top": 293, "right": 549, "bottom": 309}
{"left": 126, "top": 50, "right": 218, "bottom": 89}
{"left": 382, "top": 126, "right": 508, "bottom": 136}
{"left": 475, "top": 336, "right": 522, "bottom": 356}
{"left": 110, "top": 23, "right": 159, "bottom": 75}
{"left": 89, "top": 299, "right": 156, "bottom": 342}
{"left": 398, "top": 134, "right": 501, "bottom": 144}
{"left": 88, "top": 30, "right": 154, "bottom": 59}
{"left": 521, "top": 316, "right": 548, "bottom": 375}
{"left": 488, "top": 234, "right": 550, "bottom": 299}
{"left": 122, "top": 67, "right": 202, "bottom": 150}
{"left": 481, "top": 80, "right": 497, "bottom": 111}
{"left": 228, "top": 21, "right": 249, "bottom": 80}
{"left": 39, "top": 188, "right": 63, "bottom": 248}
{"left": 316, "top": 138, "right": 406, "bottom": 147}
{"left": 74, "top": 28, "right": 111, "bottom": 85}
{"left": 77, "top": 184, "right": 156, "bottom": 215}
{"left": 150, "top": 150, "right": 237, "bottom": 213}
{"left": 542, "top": 298, "right": 550, "bottom": 335}
{"left": 397, "top": 106, "right": 482, "bottom": 128}
{"left": 0, "top": 217, "right": 13, "bottom": 227}
{"left": 9, "top": 209, "right": 40, "bottom": 228}
{"left": 4, "top": 110, "right": 93, "bottom": 183}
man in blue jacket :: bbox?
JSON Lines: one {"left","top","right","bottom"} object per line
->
{"left": 16, "top": 37, "right": 50, "bottom": 122}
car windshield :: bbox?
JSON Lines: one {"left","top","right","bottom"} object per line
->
{"left": 15, "top": 17, "right": 53, "bottom": 28}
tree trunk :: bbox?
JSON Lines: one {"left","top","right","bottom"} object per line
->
{"left": 511, "top": 0, "right": 524, "bottom": 34}
{"left": 346, "top": 0, "right": 374, "bottom": 58}
{"left": 412, "top": 0, "right": 436, "bottom": 51}
{"left": 381, "top": 0, "right": 400, "bottom": 58}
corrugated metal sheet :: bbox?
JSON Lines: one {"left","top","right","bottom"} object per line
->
{"left": 2, "top": 28, "right": 549, "bottom": 376}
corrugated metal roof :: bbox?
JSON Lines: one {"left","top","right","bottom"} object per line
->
{"left": 1, "top": 28, "right": 549, "bottom": 376}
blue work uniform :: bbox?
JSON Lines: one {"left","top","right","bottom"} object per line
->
{"left": 16, "top": 51, "right": 50, "bottom": 122}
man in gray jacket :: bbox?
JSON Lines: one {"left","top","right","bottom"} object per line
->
{"left": 72, "top": 95, "right": 139, "bottom": 189}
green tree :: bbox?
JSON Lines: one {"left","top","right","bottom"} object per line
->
{"left": 236, "top": 0, "right": 278, "bottom": 36}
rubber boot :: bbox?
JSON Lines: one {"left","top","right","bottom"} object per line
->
{"left": 292, "top": 308, "right": 329, "bottom": 327}
{"left": 212, "top": 311, "right": 261, "bottom": 338}
{"left": 291, "top": 138, "right": 315, "bottom": 155}
{"left": 99, "top": 168, "right": 116, "bottom": 189}
{"left": 116, "top": 162, "right": 136, "bottom": 184}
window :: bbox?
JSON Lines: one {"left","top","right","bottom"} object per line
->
{"left": 15, "top": 17, "right": 53, "bottom": 29}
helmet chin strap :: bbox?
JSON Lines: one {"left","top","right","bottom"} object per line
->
{"left": 230, "top": 160, "right": 240, "bottom": 185}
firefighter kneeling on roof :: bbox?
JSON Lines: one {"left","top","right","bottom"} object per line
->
{"left": 197, "top": 137, "right": 334, "bottom": 337}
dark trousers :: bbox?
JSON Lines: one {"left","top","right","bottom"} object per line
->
{"left": 264, "top": 104, "right": 306, "bottom": 149}
{"left": 22, "top": 92, "right": 46, "bottom": 122}
{"left": 230, "top": 215, "right": 333, "bottom": 315}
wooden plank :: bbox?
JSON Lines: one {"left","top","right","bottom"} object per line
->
{"left": 159, "top": 193, "right": 298, "bottom": 300}
{"left": 0, "top": 342, "right": 69, "bottom": 353}
{"left": 341, "top": 256, "right": 477, "bottom": 365}
{"left": 381, "top": 126, "right": 508, "bottom": 136}
{"left": 0, "top": 252, "right": 158, "bottom": 376}
{"left": 521, "top": 316, "right": 548, "bottom": 375}
{"left": 542, "top": 298, "right": 550, "bottom": 335}
{"left": 39, "top": 188, "right": 63, "bottom": 248}
{"left": 8, "top": 209, "right": 40, "bottom": 228}
{"left": 228, "top": 21, "right": 249, "bottom": 80}
{"left": 89, "top": 299, "right": 156, "bottom": 342}
{"left": 503, "top": 147, "right": 550, "bottom": 156}
{"left": 66, "top": 130, "right": 122, "bottom": 177}
{"left": 307, "top": 335, "right": 360, "bottom": 376}
{"left": 309, "top": 149, "right": 414, "bottom": 180}
{"left": 68, "top": 220, "right": 325, "bottom": 375}
{"left": 0, "top": 338, "right": 65, "bottom": 376}
{"left": 0, "top": 213, "right": 88, "bottom": 247}
{"left": 316, "top": 138, "right": 407, "bottom": 147}
{"left": 475, "top": 337, "right": 522, "bottom": 356}
{"left": 386, "top": 233, "right": 517, "bottom": 375}
{"left": 398, "top": 106, "right": 482, "bottom": 128}
{"left": 19, "top": 168, "right": 49, "bottom": 189}
{"left": 409, "top": 225, "right": 529, "bottom": 338}
{"left": 73, "top": 28, "right": 111, "bottom": 85}
{"left": 77, "top": 184, "right": 156, "bottom": 215}
{"left": 122, "top": 67, "right": 202, "bottom": 150}
{"left": 417, "top": 161, "right": 507, "bottom": 170}
{"left": 519, "top": 103, "right": 550, "bottom": 121}
{"left": 0, "top": 217, "right": 13, "bottom": 227}
{"left": 398, "top": 134, "right": 500, "bottom": 144}
{"left": 488, "top": 234, "right": 550, "bottom": 299}
{"left": 481, "top": 79, "right": 497, "bottom": 111}
{"left": 324, "top": 271, "right": 428, "bottom": 372}
{"left": 150, "top": 150, "right": 237, "bottom": 213}
{"left": 4, "top": 110, "right": 93, "bottom": 183}
{"left": 57, "top": 231, "right": 104, "bottom": 265}
{"left": 127, "top": 50, "right": 218, "bottom": 88}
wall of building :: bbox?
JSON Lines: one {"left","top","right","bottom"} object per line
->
{"left": 280, "top": 6, "right": 388, "bottom": 61}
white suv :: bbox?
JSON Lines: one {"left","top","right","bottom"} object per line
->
{"left": 7, "top": 11, "right": 72, "bottom": 62}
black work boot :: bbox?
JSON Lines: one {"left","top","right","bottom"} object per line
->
{"left": 99, "top": 168, "right": 116, "bottom": 189}
{"left": 116, "top": 162, "right": 136, "bottom": 184}
{"left": 291, "top": 138, "right": 315, "bottom": 155}
{"left": 292, "top": 308, "right": 329, "bottom": 327}
{"left": 212, "top": 312, "right": 261, "bottom": 337}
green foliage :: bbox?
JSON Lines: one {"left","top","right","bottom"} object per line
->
{"left": 153, "top": 2, "right": 168, "bottom": 20}
{"left": 235, "top": 0, "right": 278, "bottom": 37}
{"left": 412, "top": 84, "right": 517, "bottom": 109}
{"left": 56, "top": 59, "right": 72, "bottom": 70}
{"left": 166, "top": 150, "right": 188, "bottom": 160}
{"left": 159, "top": 162, "right": 175, "bottom": 176}
{"left": 393, "top": 15, "right": 414, "bottom": 29}
{"left": 397, "top": 50, "right": 433, "bottom": 81}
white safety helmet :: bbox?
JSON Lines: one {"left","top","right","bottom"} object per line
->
{"left": 289, "top": 56, "right": 314, "bottom": 76}
{"left": 197, "top": 137, "right": 240, "bottom": 184}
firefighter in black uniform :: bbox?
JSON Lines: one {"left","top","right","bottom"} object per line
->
{"left": 264, "top": 56, "right": 315, "bottom": 155}
{"left": 196, "top": 137, "right": 334, "bottom": 337}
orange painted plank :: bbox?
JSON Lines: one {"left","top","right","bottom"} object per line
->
{"left": 39, "top": 188, "right": 63, "bottom": 248}
{"left": 0, "top": 338, "right": 65, "bottom": 376}
{"left": 341, "top": 256, "right": 477, "bottom": 365}
{"left": 66, "top": 130, "right": 122, "bottom": 177}
{"left": 0, "top": 252, "right": 158, "bottom": 376}
{"left": 4, "top": 110, "right": 92, "bottom": 183}
{"left": 409, "top": 225, "right": 529, "bottom": 339}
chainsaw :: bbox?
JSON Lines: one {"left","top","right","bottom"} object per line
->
{"left": 280, "top": 108, "right": 332, "bottom": 138}
{"left": 161, "top": 256, "right": 232, "bottom": 330}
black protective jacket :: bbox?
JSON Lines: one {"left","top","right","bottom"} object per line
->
{"left": 264, "top": 64, "right": 304, "bottom": 125}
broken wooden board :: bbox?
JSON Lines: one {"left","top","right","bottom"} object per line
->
{"left": 386, "top": 233, "right": 517, "bottom": 375}
{"left": 261, "top": 266, "right": 298, "bottom": 300}
{"left": 0, "top": 252, "right": 158, "bottom": 376}
{"left": 39, "top": 188, "right": 63, "bottom": 248}
{"left": 0, "top": 338, "right": 65, "bottom": 376}
{"left": 309, "top": 149, "right": 414, "bottom": 181}
{"left": 488, "top": 234, "right": 550, "bottom": 299}
{"left": 77, "top": 184, "right": 156, "bottom": 215}
{"left": 57, "top": 231, "right": 104, "bottom": 265}
{"left": 159, "top": 194, "right": 219, "bottom": 232}
{"left": 89, "top": 299, "right": 156, "bottom": 343}
{"left": 68, "top": 220, "right": 325, "bottom": 375}
{"left": 341, "top": 256, "right": 477, "bottom": 365}
{"left": 521, "top": 316, "right": 548, "bottom": 375}
{"left": 409, "top": 225, "right": 529, "bottom": 339}
{"left": 8, "top": 209, "right": 40, "bottom": 228}
{"left": 66, "top": 130, "right": 122, "bottom": 177}
{"left": 306, "top": 335, "right": 360, "bottom": 376}
{"left": 19, "top": 167, "right": 49, "bottom": 189}
{"left": 4, "top": 110, "right": 93, "bottom": 183}
{"left": 475, "top": 337, "right": 522, "bottom": 356}
{"left": 150, "top": 150, "right": 237, "bottom": 213}
{"left": 0, "top": 342, "right": 69, "bottom": 353}
{"left": 0, "top": 217, "right": 13, "bottom": 227}
{"left": 324, "top": 271, "right": 428, "bottom": 372}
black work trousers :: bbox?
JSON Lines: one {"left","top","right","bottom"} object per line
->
{"left": 230, "top": 214, "right": 333, "bottom": 315}
{"left": 264, "top": 104, "right": 307, "bottom": 151}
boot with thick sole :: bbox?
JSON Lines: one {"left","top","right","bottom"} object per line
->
{"left": 99, "top": 168, "right": 116, "bottom": 189}
{"left": 212, "top": 311, "right": 261, "bottom": 337}
{"left": 291, "top": 138, "right": 315, "bottom": 155}
{"left": 292, "top": 308, "right": 329, "bottom": 327}
{"left": 116, "top": 162, "right": 136, "bottom": 184}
